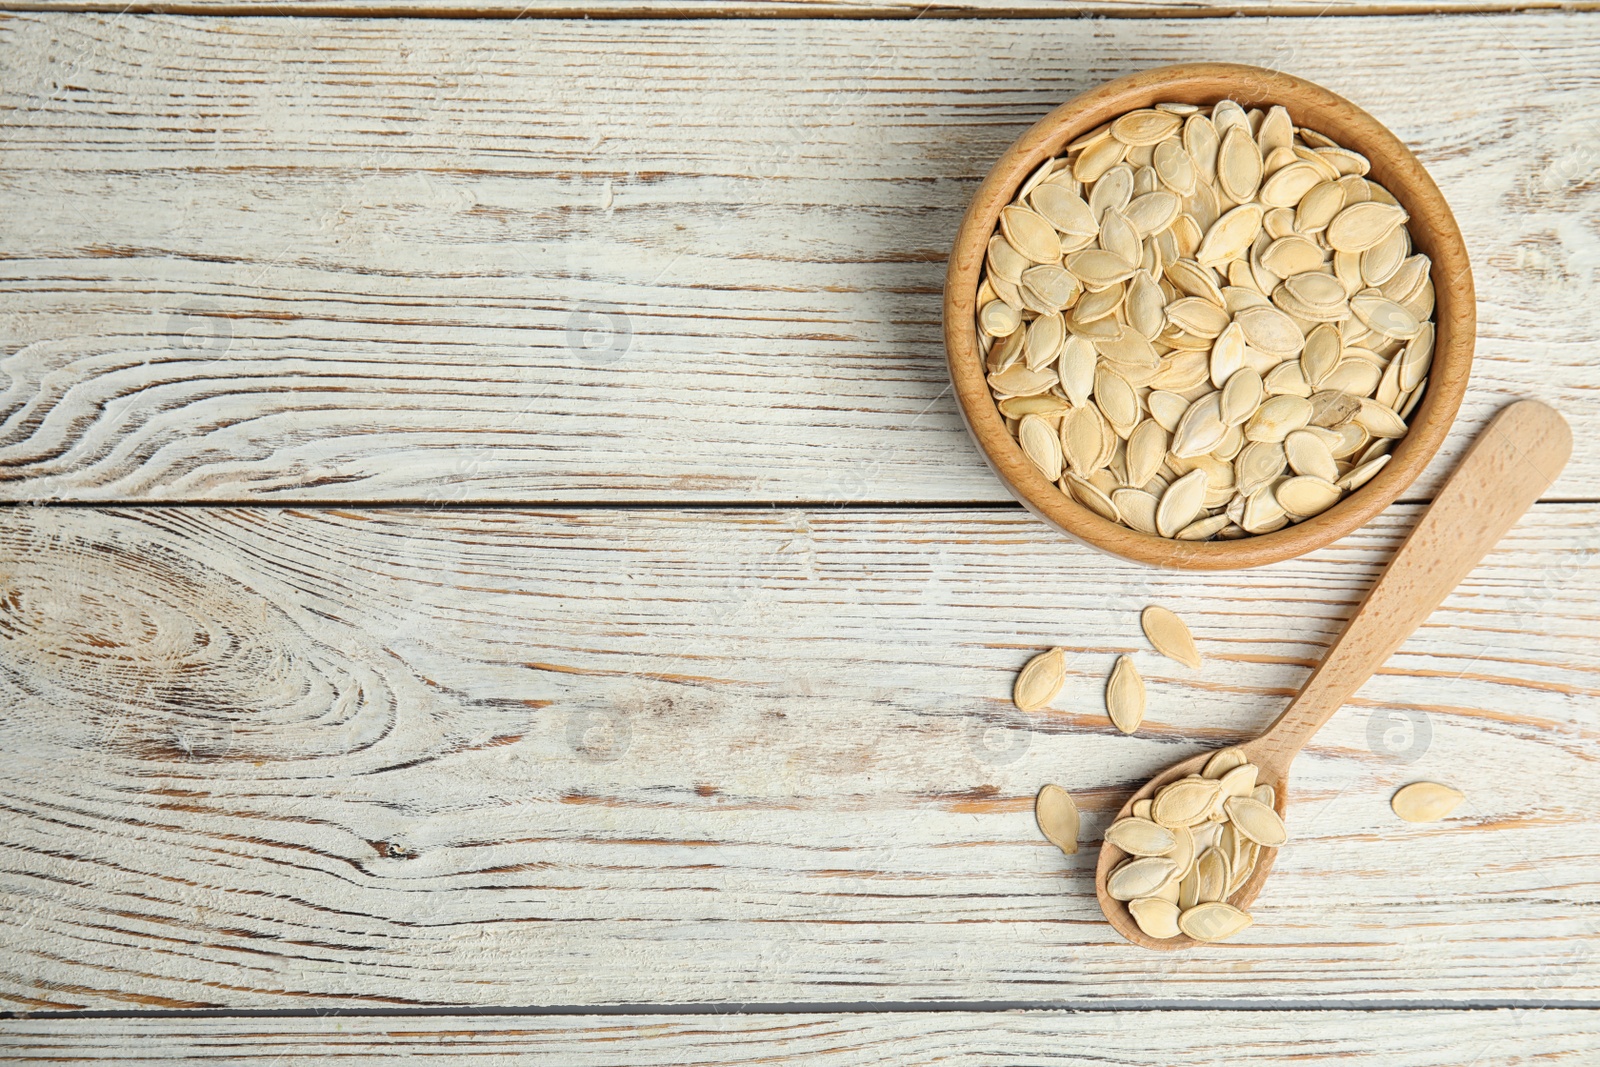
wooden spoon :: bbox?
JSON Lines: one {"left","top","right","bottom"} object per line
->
{"left": 1095, "top": 400, "right": 1572, "bottom": 949}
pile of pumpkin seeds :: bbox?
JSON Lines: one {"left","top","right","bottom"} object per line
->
{"left": 977, "top": 100, "right": 1435, "bottom": 539}
{"left": 1104, "top": 747, "right": 1284, "bottom": 942}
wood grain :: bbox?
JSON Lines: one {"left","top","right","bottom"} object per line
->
{"left": 3, "top": 504, "right": 1597, "bottom": 1010}
{"left": 6, "top": 0, "right": 1599, "bottom": 16}
{"left": 5, "top": 1010, "right": 1600, "bottom": 1063}
{"left": 0, "top": 14, "right": 1597, "bottom": 504}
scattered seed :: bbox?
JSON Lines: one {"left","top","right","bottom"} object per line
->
{"left": 1391, "top": 781, "right": 1464, "bottom": 823}
{"left": 1106, "top": 654, "right": 1146, "bottom": 734}
{"left": 1014, "top": 647, "right": 1066, "bottom": 712}
{"left": 1035, "top": 783, "right": 1080, "bottom": 854}
{"left": 1141, "top": 605, "right": 1202, "bottom": 669}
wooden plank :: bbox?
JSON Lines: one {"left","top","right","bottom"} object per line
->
{"left": 0, "top": 14, "right": 1597, "bottom": 504}
{"left": 2, "top": 504, "right": 1597, "bottom": 1010}
{"left": 5, "top": 1010, "right": 1600, "bottom": 1063}
{"left": 6, "top": 0, "right": 1598, "bottom": 18}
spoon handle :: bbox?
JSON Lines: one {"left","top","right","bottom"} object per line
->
{"left": 1256, "top": 400, "right": 1572, "bottom": 770}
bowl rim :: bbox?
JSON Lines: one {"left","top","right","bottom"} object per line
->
{"left": 942, "top": 62, "right": 1474, "bottom": 570}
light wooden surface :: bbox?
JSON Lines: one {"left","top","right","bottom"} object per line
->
{"left": 6, "top": 0, "right": 1599, "bottom": 16}
{"left": 0, "top": 15, "right": 1597, "bottom": 504}
{"left": 5, "top": 1010, "right": 1600, "bottom": 1064}
{"left": 3, "top": 505, "right": 1599, "bottom": 1010}
{"left": 2, "top": 4, "right": 1598, "bottom": 1062}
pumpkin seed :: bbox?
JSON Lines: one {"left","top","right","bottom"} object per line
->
{"left": 1129, "top": 897, "right": 1183, "bottom": 939}
{"left": 1391, "top": 781, "right": 1464, "bottom": 823}
{"left": 1108, "top": 856, "right": 1181, "bottom": 901}
{"left": 1224, "top": 796, "right": 1288, "bottom": 846}
{"left": 1153, "top": 777, "right": 1222, "bottom": 829}
{"left": 1105, "top": 816, "right": 1178, "bottom": 857}
{"left": 1141, "top": 605, "right": 1201, "bottom": 669}
{"left": 1179, "top": 901, "right": 1253, "bottom": 942}
{"left": 1106, "top": 654, "right": 1146, "bottom": 734}
{"left": 1014, "top": 647, "right": 1066, "bottom": 711}
{"left": 1035, "top": 783, "right": 1080, "bottom": 854}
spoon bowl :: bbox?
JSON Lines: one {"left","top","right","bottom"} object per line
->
{"left": 1093, "top": 401, "right": 1572, "bottom": 949}
{"left": 1094, "top": 745, "right": 1289, "bottom": 950}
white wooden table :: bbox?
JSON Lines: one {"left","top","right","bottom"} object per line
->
{"left": 2, "top": 4, "right": 1599, "bottom": 1062}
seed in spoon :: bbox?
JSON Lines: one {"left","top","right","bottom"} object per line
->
{"left": 1129, "top": 897, "right": 1182, "bottom": 939}
{"left": 1140, "top": 606, "right": 1202, "bottom": 669}
{"left": 1034, "top": 784, "right": 1080, "bottom": 855}
{"left": 1178, "top": 900, "right": 1254, "bottom": 942}
{"left": 1224, "top": 796, "right": 1288, "bottom": 847}
{"left": 1108, "top": 856, "right": 1181, "bottom": 901}
{"left": 1014, "top": 647, "right": 1066, "bottom": 711}
{"left": 1217, "top": 763, "right": 1258, "bottom": 799}
{"left": 1104, "top": 817, "right": 1177, "bottom": 857}
{"left": 1202, "top": 746, "right": 1248, "bottom": 779}
{"left": 1152, "top": 777, "right": 1221, "bottom": 828}
{"left": 1391, "top": 781, "right": 1464, "bottom": 823}
{"left": 1167, "top": 824, "right": 1196, "bottom": 881}
{"left": 1194, "top": 846, "right": 1229, "bottom": 903}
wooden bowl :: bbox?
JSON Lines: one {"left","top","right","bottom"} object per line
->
{"left": 942, "top": 63, "right": 1474, "bottom": 570}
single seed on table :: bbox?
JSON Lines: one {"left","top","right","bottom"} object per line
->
{"left": 1034, "top": 783, "right": 1080, "bottom": 855}
{"left": 1391, "top": 781, "right": 1464, "bottom": 823}
{"left": 1014, "top": 647, "right": 1066, "bottom": 712}
{"left": 1141, "top": 605, "right": 1201, "bottom": 669}
{"left": 1106, "top": 654, "right": 1146, "bottom": 734}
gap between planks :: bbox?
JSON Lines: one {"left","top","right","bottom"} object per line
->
{"left": 14, "top": 999, "right": 1600, "bottom": 1021}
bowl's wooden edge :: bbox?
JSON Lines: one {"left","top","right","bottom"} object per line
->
{"left": 943, "top": 63, "right": 1475, "bottom": 571}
